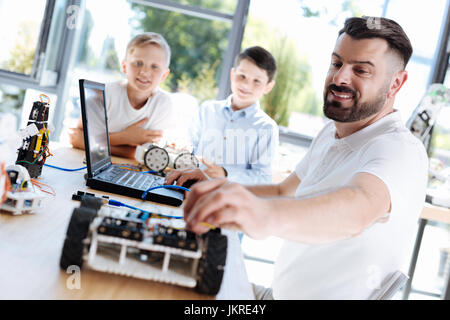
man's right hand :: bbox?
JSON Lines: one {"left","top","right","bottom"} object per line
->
{"left": 164, "top": 168, "right": 210, "bottom": 187}
{"left": 111, "top": 118, "right": 163, "bottom": 146}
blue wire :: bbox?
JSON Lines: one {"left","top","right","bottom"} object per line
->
{"left": 141, "top": 185, "right": 190, "bottom": 200}
{"left": 107, "top": 199, "right": 183, "bottom": 220}
{"left": 44, "top": 164, "right": 87, "bottom": 172}
{"left": 142, "top": 170, "right": 157, "bottom": 174}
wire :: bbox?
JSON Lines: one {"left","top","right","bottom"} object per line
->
{"left": 39, "top": 94, "right": 50, "bottom": 104}
{"left": 44, "top": 164, "right": 87, "bottom": 172}
{"left": 107, "top": 199, "right": 183, "bottom": 220}
{"left": 31, "top": 178, "right": 56, "bottom": 196}
{"left": 19, "top": 180, "right": 27, "bottom": 190}
{"left": 141, "top": 185, "right": 190, "bottom": 200}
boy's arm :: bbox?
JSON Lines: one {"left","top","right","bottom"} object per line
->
{"left": 68, "top": 118, "right": 85, "bottom": 150}
{"left": 110, "top": 145, "right": 137, "bottom": 159}
{"left": 109, "top": 118, "right": 163, "bottom": 147}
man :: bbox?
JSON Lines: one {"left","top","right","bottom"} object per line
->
{"left": 170, "top": 17, "right": 429, "bottom": 299}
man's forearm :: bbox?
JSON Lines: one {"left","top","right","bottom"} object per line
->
{"left": 246, "top": 184, "right": 282, "bottom": 198}
{"left": 264, "top": 186, "right": 383, "bottom": 244}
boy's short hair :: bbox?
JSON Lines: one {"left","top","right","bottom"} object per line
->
{"left": 234, "top": 46, "right": 277, "bottom": 82}
{"left": 126, "top": 32, "right": 171, "bottom": 68}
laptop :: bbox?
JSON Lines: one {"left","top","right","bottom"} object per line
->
{"left": 79, "top": 79, "right": 184, "bottom": 207}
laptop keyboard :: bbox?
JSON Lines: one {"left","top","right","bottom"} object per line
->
{"left": 97, "top": 166, "right": 165, "bottom": 191}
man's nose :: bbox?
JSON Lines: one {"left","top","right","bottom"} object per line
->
{"left": 332, "top": 65, "right": 352, "bottom": 86}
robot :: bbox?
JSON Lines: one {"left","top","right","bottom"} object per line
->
{"left": 406, "top": 83, "right": 450, "bottom": 151}
{"left": 0, "top": 164, "right": 45, "bottom": 215}
{"left": 15, "top": 95, "right": 51, "bottom": 178}
{"left": 60, "top": 194, "right": 227, "bottom": 295}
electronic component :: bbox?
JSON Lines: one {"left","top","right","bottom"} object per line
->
{"left": 144, "top": 145, "right": 169, "bottom": 172}
{"left": 135, "top": 143, "right": 199, "bottom": 172}
{"left": 153, "top": 225, "right": 198, "bottom": 251}
{"left": 97, "top": 216, "right": 145, "bottom": 241}
{"left": 15, "top": 96, "right": 51, "bottom": 178}
{"left": 173, "top": 152, "right": 199, "bottom": 170}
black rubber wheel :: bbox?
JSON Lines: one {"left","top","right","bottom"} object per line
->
{"left": 59, "top": 206, "right": 97, "bottom": 270}
{"left": 195, "top": 230, "right": 227, "bottom": 295}
{"left": 80, "top": 195, "right": 104, "bottom": 211}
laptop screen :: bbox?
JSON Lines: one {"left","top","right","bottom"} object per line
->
{"left": 79, "top": 80, "right": 111, "bottom": 176}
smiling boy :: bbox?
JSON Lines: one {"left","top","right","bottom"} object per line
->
{"left": 69, "top": 32, "right": 173, "bottom": 158}
{"left": 166, "top": 46, "right": 279, "bottom": 186}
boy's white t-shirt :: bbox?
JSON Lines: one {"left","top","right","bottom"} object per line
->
{"left": 272, "top": 111, "right": 429, "bottom": 299}
{"left": 104, "top": 80, "right": 174, "bottom": 133}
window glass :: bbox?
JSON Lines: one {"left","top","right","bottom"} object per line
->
{"left": 243, "top": 0, "right": 446, "bottom": 139}
{"left": 62, "top": 0, "right": 232, "bottom": 142}
{"left": 168, "top": 0, "right": 237, "bottom": 15}
{"left": 0, "top": 0, "right": 47, "bottom": 75}
{"left": 243, "top": 0, "right": 385, "bottom": 136}
{"left": 0, "top": 84, "right": 26, "bottom": 121}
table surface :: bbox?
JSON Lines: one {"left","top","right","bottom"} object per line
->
{"left": 0, "top": 144, "right": 254, "bottom": 300}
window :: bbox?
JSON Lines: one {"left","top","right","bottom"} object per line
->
{"left": 168, "top": 0, "right": 237, "bottom": 15}
{"left": 59, "top": 0, "right": 246, "bottom": 143}
{"left": 0, "top": 84, "right": 26, "bottom": 118}
{"left": 243, "top": 0, "right": 447, "bottom": 140}
{"left": 0, "top": 0, "right": 48, "bottom": 77}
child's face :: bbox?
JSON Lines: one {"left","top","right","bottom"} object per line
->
{"left": 230, "top": 58, "right": 274, "bottom": 109}
{"left": 122, "top": 44, "right": 170, "bottom": 96}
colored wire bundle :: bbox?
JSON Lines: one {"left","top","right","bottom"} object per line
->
{"left": 31, "top": 178, "right": 56, "bottom": 196}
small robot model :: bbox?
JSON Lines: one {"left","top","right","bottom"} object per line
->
{"left": 60, "top": 194, "right": 227, "bottom": 295}
{"left": 16, "top": 95, "right": 51, "bottom": 178}
{"left": 0, "top": 164, "right": 45, "bottom": 215}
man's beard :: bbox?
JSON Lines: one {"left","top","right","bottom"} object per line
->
{"left": 323, "top": 83, "right": 389, "bottom": 123}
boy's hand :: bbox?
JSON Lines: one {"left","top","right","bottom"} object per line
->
{"left": 164, "top": 168, "right": 210, "bottom": 187}
{"left": 202, "top": 158, "right": 226, "bottom": 178}
{"left": 68, "top": 127, "right": 85, "bottom": 149}
{"left": 111, "top": 118, "right": 163, "bottom": 146}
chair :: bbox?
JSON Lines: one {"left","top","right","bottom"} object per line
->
{"left": 368, "top": 270, "right": 409, "bottom": 300}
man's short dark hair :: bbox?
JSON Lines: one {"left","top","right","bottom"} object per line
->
{"left": 235, "top": 46, "right": 277, "bottom": 82}
{"left": 339, "top": 16, "right": 413, "bottom": 69}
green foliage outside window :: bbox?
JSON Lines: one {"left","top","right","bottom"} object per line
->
{"left": 1, "top": 21, "right": 37, "bottom": 75}
{"left": 130, "top": 1, "right": 230, "bottom": 98}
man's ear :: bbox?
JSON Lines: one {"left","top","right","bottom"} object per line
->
{"left": 264, "top": 80, "right": 275, "bottom": 94}
{"left": 121, "top": 60, "right": 127, "bottom": 74}
{"left": 387, "top": 70, "right": 407, "bottom": 99}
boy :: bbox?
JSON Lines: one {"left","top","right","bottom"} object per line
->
{"left": 166, "top": 46, "right": 279, "bottom": 185}
{"left": 69, "top": 32, "right": 173, "bottom": 159}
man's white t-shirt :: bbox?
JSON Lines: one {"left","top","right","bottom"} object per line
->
{"left": 272, "top": 111, "right": 429, "bottom": 299}
{"left": 104, "top": 80, "right": 174, "bottom": 134}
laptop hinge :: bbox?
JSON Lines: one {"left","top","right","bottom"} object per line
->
{"left": 93, "top": 162, "right": 112, "bottom": 176}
